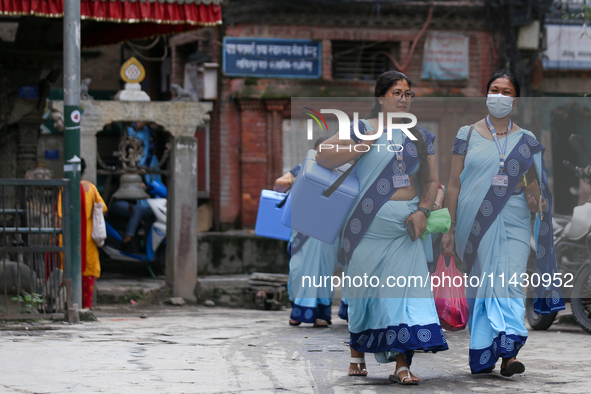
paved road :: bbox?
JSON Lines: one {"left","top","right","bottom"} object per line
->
{"left": 0, "top": 306, "right": 590, "bottom": 393}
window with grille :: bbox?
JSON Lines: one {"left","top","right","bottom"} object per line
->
{"left": 332, "top": 41, "right": 400, "bottom": 80}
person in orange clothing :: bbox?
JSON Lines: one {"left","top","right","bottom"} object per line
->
{"left": 59, "top": 158, "right": 107, "bottom": 309}
{"left": 79, "top": 158, "right": 107, "bottom": 308}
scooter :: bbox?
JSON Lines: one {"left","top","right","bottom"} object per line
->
{"left": 100, "top": 180, "right": 167, "bottom": 274}
{"left": 526, "top": 134, "right": 591, "bottom": 334}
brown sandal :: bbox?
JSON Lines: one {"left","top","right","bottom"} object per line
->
{"left": 313, "top": 318, "right": 329, "bottom": 327}
{"left": 500, "top": 360, "right": 525, "bottom": 377}
{"left": 289, "top": 319, "right": 301, "bottom": 326}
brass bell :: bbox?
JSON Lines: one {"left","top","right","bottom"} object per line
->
{"left": 111, "top": 173, "right": 150, "bottom": 200}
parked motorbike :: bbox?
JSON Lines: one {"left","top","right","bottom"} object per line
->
{"left": 526, "top": 134, "right": 591, "bottom": 334}
{"left": 100, "top": 180, "right": 167, "bottom": 273}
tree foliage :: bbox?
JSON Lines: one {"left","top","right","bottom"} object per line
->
{"left": 564, "top": 0, "right": 591, "bottom": 25}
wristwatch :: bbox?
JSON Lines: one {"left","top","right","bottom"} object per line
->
{"left": 417, "top": 207, "right": 430, "bottom": 218}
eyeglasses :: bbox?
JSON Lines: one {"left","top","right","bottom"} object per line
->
{"left": 388, "top": 90, "right": 416, "bottom": 101}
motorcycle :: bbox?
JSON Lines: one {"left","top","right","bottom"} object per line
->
{"left": 526, "top": 134, "right": 591, "bottom": 334}
{"left": 100, "top": 180, "right": 167, "bottom": 274}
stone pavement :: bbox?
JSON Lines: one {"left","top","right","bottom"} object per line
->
{"left": 0, "top": 305, "right": 590, "bottom": 394}
{"left": 95, "top": 276, "right": 166, "bottom": 304}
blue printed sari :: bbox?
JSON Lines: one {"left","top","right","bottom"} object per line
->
{"left": 288, "top": 232, "right": 340, "bottom": 323}
{"left": 452, "top": 126, "right": 565, "bottom": 374}
{"left": 345, "top": 126, "right": 448, "bottom": 365}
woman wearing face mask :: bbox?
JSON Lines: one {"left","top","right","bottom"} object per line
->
{"left": 317, "top": 71, "right": 448, "bottom": 385}
{"left": 441, "top": 70, "right": 564, "bottom": 376}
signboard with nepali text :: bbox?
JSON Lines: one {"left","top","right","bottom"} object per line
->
{"left": 223, "top": 37, "right": 321, "bottom": 79}
{"left": 543, "top": 24, "right": 591, "bottom": 70}
{"left": 421, "top": 32, "right": 469, "bottom": 81}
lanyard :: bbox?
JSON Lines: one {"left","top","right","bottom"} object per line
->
{"left": 384, "top": 123, "right": 405, "bottom": 161}
{"left": 486, "top": 115, "right": 512, "bottom": 173}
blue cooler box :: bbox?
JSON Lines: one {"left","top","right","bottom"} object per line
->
{"left": 255, "top": 190, "right": 291, "bottom": 241}
{"left": 286, "top": 149, "right": 359, "bottom": 244}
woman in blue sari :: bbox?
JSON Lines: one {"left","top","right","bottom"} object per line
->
{"left": 317, "top": 71, "right": 448, "bottom": 385}
{"left": 275, "top": 138, "right": 338, "bottom": 328}
{"left": 441, "top": 70, "right": 564, "bottom": 376}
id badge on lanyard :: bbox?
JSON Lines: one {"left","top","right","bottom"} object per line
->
{"left": 393, "top": 175, "right": 411, "bottom": 188}
{"left": 492, "top": 174, "right": 509, "bottom": 187}
{"left": 487, "top": 116, "right": 512, "bottom": 188}
{"left": 388, "top": 127, "right": 410, "bottom": 188}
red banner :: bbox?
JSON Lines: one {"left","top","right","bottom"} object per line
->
{"left": 0, "top": 0, "right": 222, "bottom": 46}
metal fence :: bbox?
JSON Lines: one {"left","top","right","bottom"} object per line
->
{"left": 0, "top": 179, "right": 71, "bottom": 320}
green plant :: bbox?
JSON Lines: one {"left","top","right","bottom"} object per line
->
{"left": 563, "top": 0, "right": 591, "bottom": 25}
{"left": 12, "top": 293, "right": 44, "bottom": 308}
{"left": 122, "top": 286, "right": 147, "bottom": 303}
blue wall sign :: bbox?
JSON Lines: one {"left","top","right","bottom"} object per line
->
{"left": 223, "top": 37, "right": 321, "bottom": 79}
{"left": 45, "top": 150, "right": 60, "bottom": 160}
{"left": 19, "top": 86, "right": 38, "bottom": 99}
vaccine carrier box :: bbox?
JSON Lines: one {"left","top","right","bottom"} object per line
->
{"left": 286, "top": 149, "right": 359, "bottom": 244}
{"left": 254, "top": 190, "right": 291, "bottom": 241}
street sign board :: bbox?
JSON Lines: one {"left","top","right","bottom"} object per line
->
{"left": 421, "top": 32, "right": 469, "bottom": 81}
{"left": 543, "top": 24, "right": 591, "bottom": 70}
{"left": 223, "top": 37, "right": 321, "bottom": 79}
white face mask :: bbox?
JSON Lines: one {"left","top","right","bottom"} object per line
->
{"left": 486, "top": 93, "right": 515, "bottom": 118}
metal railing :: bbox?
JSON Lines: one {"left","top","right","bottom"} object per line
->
{"left": 0, "top": 179, "right": 71, "bottom": 320}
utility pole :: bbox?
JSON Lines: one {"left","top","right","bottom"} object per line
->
{"left": 63, "top": 0, "right": 82, "bottom": 308}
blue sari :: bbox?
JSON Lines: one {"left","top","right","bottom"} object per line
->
{"left": 339, "top": 297, "right": 349, "bottom": 321}
{"left": 452, "top": 126, "right": 565, "bottom": 374}
{"left": 287, "top": 164, "right": 339, "bottom": 323}
{"left": 345, "top": 127, "right": 448, "bottom": 364}
{"left": 288, "top": 232, "right": 340, "bottom": 323}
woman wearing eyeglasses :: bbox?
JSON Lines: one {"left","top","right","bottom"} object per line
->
{"left": 440, "top": 70, "right": 564, "bottom": 376}
{"left": 317, "top": 71, "right": 447, "bottom": 385}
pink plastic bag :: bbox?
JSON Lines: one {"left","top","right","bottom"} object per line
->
{"left": 431, "top": 254, "right": 470, "bottom": 331}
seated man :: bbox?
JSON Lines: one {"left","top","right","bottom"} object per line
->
{"left": 108, "top": 197, "right": 155, "bottom": 254}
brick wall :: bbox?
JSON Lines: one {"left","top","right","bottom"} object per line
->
{"left": 237, "top": 100, "right": 266, "bottom": 227}
{"left": 214, "top": 78, "right": 242, "bottom": 229}
{"left": 81, "top": 44, "right": 121, "bottom": 92}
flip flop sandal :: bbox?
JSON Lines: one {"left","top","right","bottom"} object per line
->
{"left": 288, "top": 319, "right": 301, "bottom": 326}
{"left": 389, "top": 366, "right": 418, "bottom": 385}
{"left": 313, "top": 318, "right": 329, "bottom": 328}
{"left": 348, "top": 357, "right": 368, "bottom": 377}
{"left": 500, "top": 361, "right": 525, "bottom": 377}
